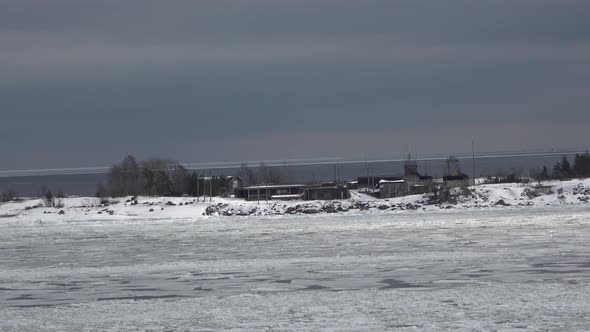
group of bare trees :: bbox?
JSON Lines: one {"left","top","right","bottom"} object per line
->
{"left": 39, "top": 186, "right": 65, "bottom": 207}
{"left": 102, "top": 155, "right": 190, "bottom": 197}
{"left": 1, "top": 188, "right": 18, "bottom": 203}
{"left": 102, "top": 156, "right": 292, "bottom": 198}
{"left": 237, "top": 162, "right": 285, "bottom": 186}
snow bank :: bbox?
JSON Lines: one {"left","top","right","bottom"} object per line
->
{"left": 1, "top": 179, "right": 589, "bottom": 222}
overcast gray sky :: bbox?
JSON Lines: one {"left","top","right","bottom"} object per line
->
{"left": 1, "top": 0, "right": 589, "bottom": 169}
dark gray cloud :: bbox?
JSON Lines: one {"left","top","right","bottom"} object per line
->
{"left": 1, "top": 0, "right": 590, "bottom": 169}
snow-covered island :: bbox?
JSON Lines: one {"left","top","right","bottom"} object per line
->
{"left": 2, "top": 179, "right": 589, "bottom": 222}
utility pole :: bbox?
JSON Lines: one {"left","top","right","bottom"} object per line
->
{"left": 209, "top": 169, "right": 212, "bottom": 202}
{"left": 472, "top": 140, "right": 476, "bottom": 186}
{"left": 366, "top": 165, "right": 369, "bottom": 192}
{"left": 203, "top": 171, "right": 206, "bottom": 202}
{"left": 334, "top": 164, "right": 337, "bottom": 183}
{"left": 265, "top": 167, "right": 269, "bottom": 203}
{"left": 364, "top": 153, "right": 367, "bottom": 191}
{"left": 371, "top": 167, "right": 375, "bottom": 193}
{"left": 196, "top": 170, "right": 199, "bottom": 202}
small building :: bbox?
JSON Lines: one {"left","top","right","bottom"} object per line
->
{"left": 221, "top": 176, "right": 243, "bottom": 197}
{"left": 225, "top": 176, "right": 244, "bottom": 194}
{"left": 345, "top": 181, "right": 359, "bottom": 190}
{"left": 407, "top": 175, "right": 435, "bottom": 194}
{"left": 302, "top": 187, "right": 350, "bottom": 201}
{"left": 443, "top": 175, "right": 470, "bottom": 188}
{"left": 236, "top": 184, "right": 350, "bottom": 201}
{"left": 378, "top": 179, "right": 406, "bottom": 198}
{"left": 402, "top": 154, "right": 435, "bottom": 195}
{"left": 195, "top": 175, "right": 243, "bottom": 197}
{"left": 236, "top": 184, "right": 314, "bottom": 201}
{"left": 357, "top": 176, "right": 403, "bottom": 188}
{"left": 443, "top": 156, "right": 470, "bottom": 188}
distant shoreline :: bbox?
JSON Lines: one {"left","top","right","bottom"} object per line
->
{"left": 2, "top": 179, "right": 589, "bottom": 221}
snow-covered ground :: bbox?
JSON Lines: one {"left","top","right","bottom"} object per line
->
{"left": 1, "top": 180, "right": 590, "bottom": 330}
{"left": 1, "top": 179, "right": 590, "bottom": 221}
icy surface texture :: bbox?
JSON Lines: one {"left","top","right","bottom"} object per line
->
{"left": 1, "top": 206, "right": 590, "bottom": 330}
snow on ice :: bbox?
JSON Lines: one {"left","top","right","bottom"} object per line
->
{"left": 0, "top": 179, "right": 589, "bottom": 330}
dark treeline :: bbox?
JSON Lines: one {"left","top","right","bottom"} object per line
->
{"left": 547, "top": 153, "right": 590, "bottom": 180}
{"left": 100, "top": 155, "right": 195, "bottom": 197}
{"left": 99, "top": 155, "right": 288, "bottom": 198}
{"left": 527, "top": 153, "right": 590, "bottom": 183}
{"left": 100, "top": 156, "right": 188, "bottom": 197}
{"left": 486, "top": 153, "right": 590, "bottom": 184}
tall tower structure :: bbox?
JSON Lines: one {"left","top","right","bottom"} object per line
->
{"left": 445, "top": 156, "right": 461, "bottom": 177}
{"left": 404, "top": 153, "right": 418, "bottom": 178}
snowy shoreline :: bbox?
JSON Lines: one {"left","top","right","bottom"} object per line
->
{"left": 1, "top": 179, "right": 589, "bottom": 222}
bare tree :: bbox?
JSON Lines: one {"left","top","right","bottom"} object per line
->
{"left": 141, "top": 158, "right": 186, "bottom": 196}
{"left": 170, "top": 164, "right": 189, "bottom": 195}
{"left": 237, "top": 162, "right": 255, "bottom": 186}
{"left": 0, "top": 188, "right": 18, "bottom": 203}
{"left": 108, "top": 155, "right": 144, "bottom": 197}
{"left": 120, "top": 155, "right": 142, "bottom": 195}
{"left": 40, "top": 186, "right": 55, "bottom": 207}
{"left": 268, "top": 166, "right": 284, "bottom": 184}
{"left": 108, "top": 164, "right": 124, "bottom": 196}
{"left": 254, "top": 162, "right": 284, "bottom": 184}
{"left": 256, "top": 162, "right": 270, "bottom": 184}
{"left": 96, "top": 182, "right": 108, "bottom": 198}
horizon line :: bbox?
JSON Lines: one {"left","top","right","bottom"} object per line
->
{"left": 0, "top": 148, "right": 587, "bottom": 178}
